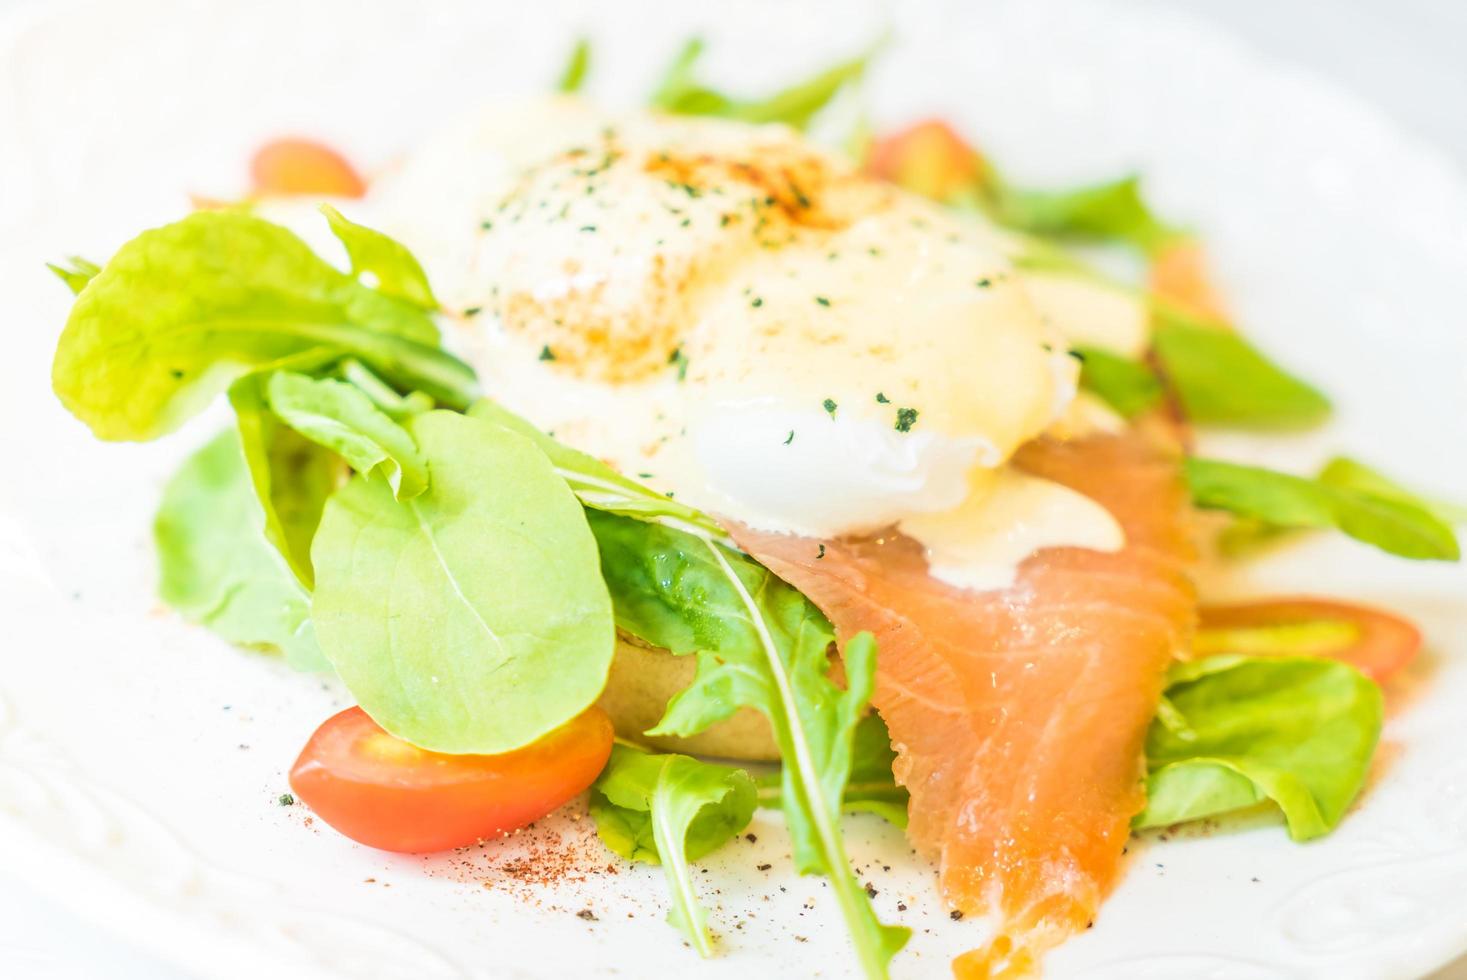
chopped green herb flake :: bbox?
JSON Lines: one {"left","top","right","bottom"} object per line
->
{"left": 539, "top": 345, "right": 556, "bottom": 362}
{"left": 278, "top": 793, "right": 295, "bottom": 806}
{"left": 822, "top": 398, "right": 837, "bottom": 417}
{"left": 668, "top": 347, "right": 690, "bottom": 381}
{"left": 579, "top": 225, "right": 598, "bottom": 233}
{"left": 975, "top": 278, "right": 991, "bottom": 288}
{"left": 784, "top": 430, "right": 795, "bottom": 445}
{"left": 462, "top": 306, "right": 483, "bottom": 318}
{"left": 480, "top": 220, "right": 494, "bottom": 231}
{"left": 816, "top": 544, "right": 826, "bottom": 559}
{"left": 875, "top": 392, "right": 890, "bottom": 404}
{"left": 815, "top": 296, "right": 831, "bottom": 307}
{"left": 751, "top": 296, "right": 764, "bottom": 308}
{"left": 894, "top": 407, "right": 918, "bottom": 433}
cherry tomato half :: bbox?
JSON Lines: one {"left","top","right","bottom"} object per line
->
{"left": 1149, "top": 239, "right": 1230, "bottom": 323}
{"left": 1197, "top": 598, "right": 1421, "bottom": 684}
{"left": 250, "top": 138, "right": 367, "bottom": 199}
{"left": 289, "top": 705, "right": 613, "bottom": 853}
{"left": 866, "top": 119, "right": 984, "bottom": 202}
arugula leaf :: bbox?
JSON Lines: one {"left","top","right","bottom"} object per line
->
{"left": 1319, "top": 456, "right": 1467, "bottom": 525}
{"left": 575, "top": 514, "right": 908, "bottom": 975}
{"left": 319, "top": 205, "right": 438, "bottom": 310}
{"left": 650, "top": 37, "right": 875, "bottom": 130}
{"left": 556, "top": 36, "right": 591, "bottom": 93}
{"left": 986, "top": 173, "right": 1176, "bottom": 253}
{"left": 265, "top": 371, "right": 427, "bottom": 500}
{"left": 1071, "top": 300, "right": 1328, "bottom": 428}
{"left": 590, "top": 744, "right": 756, "bottom": 956}
{"left": 468, "top": 399, "right": 731, "bottom": 543}
{"left": 1135, "top": 656, "right": 1382, "bottom": 840}
{"left": 51, "top": 210, "right": 476, "bottom": 441}
{"left": 1152, "top": 311, "right": 1331, "bottom": 428}
{"left": 758, "top": 713, "right": 909, "bottom": 829}
{"left": 1074, "top": 347, "right": 1164, "bottom": 419}
{"left": 1186, "top": 457, "right": 1460, "bottom": 561}
{"left": 154, "top": 429, "right": 328, "bottom": 671}
{"left": 310, "top": 411, "right": 614, "bottom": 754}
{"left": 633, "top": 541, "right": 907, "bottom": 975}
{"left": 46, "top": 256, "right": 100, "bottom": 295}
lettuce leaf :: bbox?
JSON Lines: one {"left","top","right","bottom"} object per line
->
{"left": 1136, "top": 656, "right": 1383, "bottom": 840}
{"left": 1187, "top": 457, "right": 1460, "bottom": 560}
{"left": 310, "top": 411, "right": 615, "bottom": 754}
{"left": 319, "top": 205, "right": 437, "bottom": 311}
{"left": 264, "top": 371, "right": 427, "bottom": 500}
{"left": 227, "top": 355, "right": 347, "bottom": 588}
{"left": 51, "top": 210, "right": 476, "bottom": 441}
{"left": 590, "top": 744, "right": 756, "bottom": 955}
{"left": 154, "top": 429, "right": 328, "bottom": 671}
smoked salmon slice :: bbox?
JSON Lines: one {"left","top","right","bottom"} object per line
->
{"left": 733, "top": 431, "right": 1195, "bottom": 977}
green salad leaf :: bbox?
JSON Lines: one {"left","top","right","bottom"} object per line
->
{"left": 985, "top": 173, "right": 1176, "bottom": 253}
{"left": 265, "top": 371, "right": 427, "bottom": 500}
{"left": 648, "top": 564, "right": 905, "bottom": 975}
{"left": 1073, "top": 303, "right": 1329, "bottom": 428}
{"left": 47, "top": 256, "right": 100, "bottom": 295}
{"left": 319, "top": 205, "right": 438, "bottom": 311}
{"left": 556, "top": 36, "right": 591, "bottom": 93}
{"left": 310, "top": 411, "right": 615, "bottom": 754}
{"left": 51, "top": 210, "right": 476, "bottom": 441}
{"left": 1319, "top": 456, "right": 1467, "bottom": 525}
{"left": 1074, "top": 346, "right": 1164, "bottom": 419}
{"left": 228, "top": 358, "right": 345, "bottom": 589}
{"left": 154, "top": 429, "right": 328, "bottom": 671}
{"left": 758, "top": 713, "right": 909, "bottom": 829}
{"left": 1187, "top": 457, "right": 1460, "bottom": 561}
{"left": 650, "top": 37, "right": 874, "bottom": 130}
{"left": 469, "top": 399, "right": 732, "bottom": 543}
{"left": 337, "top": 359, "right": 436, "bottom": 419}
{"left": 541, "top": 480, "right": 906, "bottom": 975}
{"left": 590, "top": 744, "right": 756, "bottom": 956}
{"left": 1152, "top": 311, "right": 1331, "bottom": 428}
{"left": 1136, "top": 656, "right": 1382, "bottom": 840}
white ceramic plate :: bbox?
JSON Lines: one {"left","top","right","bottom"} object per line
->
{"left": 3, "top": 1, "right": 1466, "bottom": 977}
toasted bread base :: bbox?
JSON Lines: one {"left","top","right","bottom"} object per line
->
{"left": 597, "top": 631, "right": 780, "bottom": 761}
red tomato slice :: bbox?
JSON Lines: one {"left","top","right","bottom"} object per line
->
{"left": 289, "top": 705, "right": 613, "bottom": 853}
{"left": 1197, "top": 598, "right": 1421, "bottom": 684}
{"left": 250, "top": 138, "right": 367, "bottom": 199}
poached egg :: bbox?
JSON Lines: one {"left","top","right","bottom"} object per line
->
{"left": 376, "top": 98, "right": 1125, "bottom": 590}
